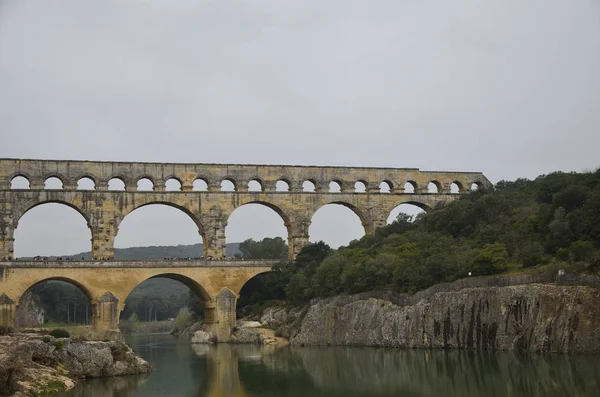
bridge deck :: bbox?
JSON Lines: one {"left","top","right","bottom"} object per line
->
{"left": 1, "top": 259, "right": 280, "bottom": 268}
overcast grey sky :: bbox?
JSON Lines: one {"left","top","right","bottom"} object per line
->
{"left": 1, "top": 0, "right": 599, "bottom": 257}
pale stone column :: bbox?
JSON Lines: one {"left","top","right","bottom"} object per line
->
{"left": 94, "top": 292, "right": 120, "bottom": 334}
{"left": 204, "top": 288, "right": 237, "bottom": 342}
{"left": 0, "top": 218, "right": 14, "bottom": 259}
{"left": 202, "top": 212, "right": 227, "bottom": 259}
{"left": 0, "top": 293, "right": 16, "bottom": 328}
{"left": 289, "top": 216, "right": 311, "bottom": 259}
{"left": 91, "top": 222, "right": 118, "bottom": 260}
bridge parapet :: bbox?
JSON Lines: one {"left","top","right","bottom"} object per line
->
{"left": 3, "top": 259, "right": 280, "bottom": 268}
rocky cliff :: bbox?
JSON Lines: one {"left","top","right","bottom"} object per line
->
{"left": 290, "top": 284, "right": 600, "bottom": 353}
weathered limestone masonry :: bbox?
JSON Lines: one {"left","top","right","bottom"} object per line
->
{"left": 0, "top": 158, "right": 491, "bottom": 341}
{"left": 0, "top": 158, "right": 491, "bottom": 260}
{"left": 0, "top": 260, "right": 273, "bottom": 341}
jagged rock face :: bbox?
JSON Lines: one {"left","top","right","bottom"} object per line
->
{"left": 22, "top": 338, "right": 151, "bottom": 378}
{"left": 290, "top": 285, "right": 600, "bottom": 353}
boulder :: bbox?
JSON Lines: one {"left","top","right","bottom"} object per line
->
{"left": 190, "top": 330, "right": 214, "bottom": 344}
{"left": 237, "top": 320, "right": 262, "bottom": 328}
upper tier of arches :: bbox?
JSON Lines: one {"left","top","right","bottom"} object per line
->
{"left": 1, "top": 159, "right": 491, "bottom": 195}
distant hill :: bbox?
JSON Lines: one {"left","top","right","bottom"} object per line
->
{"left": 39, "top": 242, "right": 242, "bottom": 261}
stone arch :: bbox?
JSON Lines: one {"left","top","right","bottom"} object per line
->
{"left": 225, "top": 201, "right": 291, "bottom": 257}
{"left": 355, "top": 180, "right": 367, "bottom": 193}
{"left": 310, "top": 201, "right": 368, "bottom": 247}
{"left": 247, "top": 178, "right": 263, "bottom": 192}
{"left": 13, "top": 201, "right": 93, "bottom": 258}
{"left": 10, "top": 175, "right": 30, "bottom": 189}
{"left": 116, "top": 201, "right": 204, "bottom": 247}
{"left": 428, "top": 181, "right": 441, "bottom": 193}
{"left": 77, "top": 176, "right": 96, "bottom": 190}
{"left": 120, "top": 273, "right": 212, "bottom": 319}
{"left": 136, "top": 177, "right": 154, "bottom": 191}
{"left": 221, "top": 177, "right": 237, "bottom": 192}
{"left": 450, "top": 181, "right": 463, "bottom": 194}
{"left": 380, "top": 180, "right": 393, "bottom": 193}
{"left": 303, "top": 180, "right": 316, "bottom": 192}
{"left": 15, "top": 277, "right": 96, "bottom": 328}
{"left": 108, "top": 177, "right": 127, "bottom": 191}
{"left": 236, "top": 270, "right": 281, "bottom": 311}
{"left": 388, "top": 199, "right": 432, "bottom": 214}
{"left": 44, "top": 176, "right": 63, "bottom": 190}
{"left": 329, "top": 180, "right": 342, "bottom": 193}
{"left": 18, "top": 276, "right": 94, "bottom": 305}
{"left": 276, "top": 179, "right": 290, "bottom": 192}
{"left": 165, "top": 177, "right": 182, "bottom": 191}
{"left": 386, "top": 202, "right": 428, "bottom": 224}
{"left": 470, "top": 181, "right": 484, "bottom": 191}
{"left": 193, "top": 177, "right": 209, "bottom": 191}
{"left": 404, "top": 181, "right": 417, "bottom": 193}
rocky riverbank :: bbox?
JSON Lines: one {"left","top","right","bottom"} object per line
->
{"left": 288, "top": 284, "right": 600, "bottom": 353}
{"left": 0, "top": 334, "right": 151, "bottom": 397}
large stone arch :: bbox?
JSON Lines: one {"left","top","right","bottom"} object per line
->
{"left": 118, "top": 200, "right": 203, "bottom": 232}
{"left": 15, "top": 276, "right": 95, "bottom": 306}
{"left": 225, "top": 200, "right": 293, "bottom": 258}
{"left": 121, "top": 272, "right": 211, "bottom": 307}
{"left": 316, "top": 200, "right": 370, "bottom": 234}
{"left": 15, "top": 199, "right": 93, "bottom": 229}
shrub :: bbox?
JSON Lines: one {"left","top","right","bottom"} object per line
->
{"left": 0, "top": 325, "right": 14, "bottom": 336}
{"left": 174, "top": 307, "right": 194, "bottom": 329}
{"left": 42, "top": 336, "right": 51, "bottom": 343}
{"left": 48, "top": 329, "right": 70, "bottom": 338}
{"left": 53, "top": 340, "right": 63, "bottom": 349}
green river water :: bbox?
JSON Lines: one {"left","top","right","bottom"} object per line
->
{"left": 56, "top": 333, "right": 600, "bottom": 397}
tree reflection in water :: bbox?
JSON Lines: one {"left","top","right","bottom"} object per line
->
{"left": 56, "top": 335, "right": 600, "bottom": 397}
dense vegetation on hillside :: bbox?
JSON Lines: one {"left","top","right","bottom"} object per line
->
{"left": 239, "top": 169, "right": 600, "bottom": 308}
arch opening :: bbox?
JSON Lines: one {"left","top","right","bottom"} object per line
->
{"left": 44, "top": 177, "right": 63, "bottom": 190}
{"left": 404, "top": 181, "right": 416, "bottom": 194}
{"left": 193, "top": 178, "right": 208, "bottom": 192}
{"left": 355, "top": 181, "right": 367, "bottom": 193}
{"left": 225, "top": 203, "right": 289, "bottom": 259}
{"left": 248, "top": 180, "right": 262, "bottom": 192}
{"left": 137, "top": 178, "right": 154, "bottom": 191}
{"left": 276, "top": 180, "right": 289, "bottom": 192}
{"left": 108, "top": 178, "right": 126, "bottom": 191}
{"left": 329, "top": 181, "right": 341, "bottom": 193}
{"left": 14, "top": 202, "right": 91, "bottom": 258}
{"left": 114, "top": 204, "right": 203, "bottom": 259}
{"left": 380, "top": 181, "right": 392, "bottom": 193}
{"left": 165, "top": 178, "right": 182, "bottom": 191}
{"left": 77, "top": 177, "right": 95, "bottom": 190}
{"left": 450, "top": 182, "right": 461, "bottom": 194}
{"left": 303, "top": 180, "right": 316, "bottom": 192}
{"left": 120, "top": 275, "right": 209, "bottom": 332}
{"left": 237, "top": 271, "right": 281, "bottom": 318}
{"left": 221, "top": 179, "right": 236, "bottom": 192}
{"left": 309, "top": 203, "right": 366, "bottom": 248}
{"left": 471, "top": 182, "right": 482, "bottom": 191}
{"left": 387, "top": 203, "right": 427, "bottom": 224}
{"left": 16, "top": 279, "right": 93, "bottom": 328}
{"left": 428, "top": 181, "right": 440, "bottom": 193}
{"left": 11, "top": 176, "right": 30, "bottom": 189}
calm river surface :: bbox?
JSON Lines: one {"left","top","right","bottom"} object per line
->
{"left": 57, "top": 333, "right": 600, "bottom": 397}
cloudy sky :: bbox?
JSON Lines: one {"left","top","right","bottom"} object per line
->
{"left": 1, "top": 0, "right": 599, "bottom": 256}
